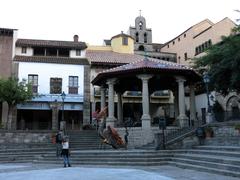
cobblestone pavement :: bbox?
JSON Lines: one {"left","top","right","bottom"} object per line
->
{"left": 0, "top": 163, "right": 238, "bottom": 180}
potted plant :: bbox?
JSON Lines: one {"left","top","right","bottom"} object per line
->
{"left": 234, "top": 124, "right": 240, "bottom": 133}
{"left": 205, "top": 126, "right": 214, "bottom": 138}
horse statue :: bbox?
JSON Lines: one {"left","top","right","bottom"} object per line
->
{"left": 96, "top": 106, "right": 127, "bottom": 149}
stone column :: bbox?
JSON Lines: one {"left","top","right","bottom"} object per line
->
{"left": 117, "top": 92, "right": 123, "bottom": 126}
{"left": 50, "top": 101, "right": 61, "bottom": 130}
{"left": 189, "top": 84, "right": 197, "bottom": 127}
{"left": 83, "top": 65, "right": 91, "bottom": 127}
{"left": 176, "top": 77, "right": 188, "bottom": 127}
{"left": 173, "top": 89, "right": 179, "bottom": 121}
{"left": 106, "top": 78, "right": 117, "bottom": 127}
{"left": 137, "top": 74, "right": 153, "bottom": 129}
{"left": 91, "top": 102, "right": 96, "bottom": 115}
{"left": 100, "top": 86, "right": 106, "bottom": 110}
{"left": 1, "top": 102, "right": 8, "bottom": 129}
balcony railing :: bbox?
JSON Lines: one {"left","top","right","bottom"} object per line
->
{"left": 124, "top": 91, "right": 142, "bottom": 96}
{"left": 152, "top": 90, "right": 170, "bottom": 97}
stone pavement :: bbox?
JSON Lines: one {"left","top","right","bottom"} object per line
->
{"left": 0, "top": 163, "right": 238, "bottom": 180}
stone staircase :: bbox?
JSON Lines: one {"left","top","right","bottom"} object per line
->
{"left": 1, "top": 128, "right": 240, "bottom": 178}
{"left": 66, "top": 130, "right": 104, "bottom": 150}
{"left": 1, "top": 145, "right": 240, "bottom": 177}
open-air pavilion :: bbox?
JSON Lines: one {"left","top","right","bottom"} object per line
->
{"left": 92, "top": 56, "right": 202, "bottom": 146}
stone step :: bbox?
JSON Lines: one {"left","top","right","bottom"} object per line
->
{"left": 204, "top": 137, "right": 240, "bottom": 146}
{"left": 174, "top": 153, "right": 240, "bottom": 166}
{"left": 170, "top": 149, "right": 240, "bottom": 158}
{"left": 172, "top": 157, "right": 240, "bottom": 172}
{"left": 34, "top": 160, "right": 169, "bottom": 166}
{"left": 194, "top": 145, "right": 240, "bottom": 152}
{"left": 169, "top": 161, "right": 240, "bottom": 178}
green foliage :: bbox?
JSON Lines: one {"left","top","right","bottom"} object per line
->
{"left": 194, "top": 26, "right": 240, "bottom": 95}
{"left": 0, "top": 77, "right": 33, "bottom": 106}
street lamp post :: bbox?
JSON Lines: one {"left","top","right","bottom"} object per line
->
{"left": 61, "top": 91, "right": 66, "bottom": 133}
{"left": 203, "top": 73, "right": 212, "bottom": 123}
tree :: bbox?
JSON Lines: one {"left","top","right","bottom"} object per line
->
{"left": 194, "top": 26, "right": 240, "bottom": 95}
{"left": 0, "top": 77, "right": 33, "bottom": 129}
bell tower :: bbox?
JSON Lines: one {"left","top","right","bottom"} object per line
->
{"left": 129, "top": 11, "right": 152, "bottom": 51}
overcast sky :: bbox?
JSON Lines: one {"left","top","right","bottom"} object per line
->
{"left": 1, "top": 0, "right": 239, "bottom": 45}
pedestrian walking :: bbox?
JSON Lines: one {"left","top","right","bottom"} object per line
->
{"left": 195, "top": 126, "right": 205, "bottom": 145}
{"left": 61, "top": 136, "right": 71, "bottom": 167}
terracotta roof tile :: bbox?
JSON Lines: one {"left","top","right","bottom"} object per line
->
{"left": 86, "top": 50, "right": 146, "bottom": 65}
{"left": 14, "top": 55, "right": 89, "bottom": 65}
{"left": 99, "top": 57, "right": 193, "bottom": 75}
{"left": 16, "top": 39, "right": 87, "bottom": 49}
{"left": 92, "top": 55, "right": 201, "bottom": 85}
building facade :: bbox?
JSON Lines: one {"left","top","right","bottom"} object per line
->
{"left": 11, "top": 36, "right": 89, "bottom": 130}
{"left": 161, "top": 18, "right": 236, "bottom": 65}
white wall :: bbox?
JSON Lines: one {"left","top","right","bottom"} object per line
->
{"left": 18, "top": 62, "right": 84, "bottom": 95}
{"left": 15, "top": 47, "right": 33, "bottom": 56}
{"left": 70, "top": 49, "right": 86, "bottom": 58}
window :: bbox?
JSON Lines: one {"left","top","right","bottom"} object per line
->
{"left": 122, "top": 37, "right": 128, "bottom": 45}
{"left": 208, "top": 39, "right": 212, "bottom": 46}
{"left": 172, "top": 41, "right": 175, "bottom": 45}
{"left": 167, "top": 44, "right": 169, "bottom": 48}
{"left": 184, "top": 34, "right": 186, "bottom": 38}
{"left": 28, "top": 74, "right": 38, "bottom": 93}
{"left": 76, "top": 50, "right": 81, "bottom": 56}
{"left": 184, "top": 53, "right": 188, "bottom": 61}
{"left": 178, "top": 37, "right": 180, "bottom": 41}
{"left": 50, "top": 78, "right": 62, "bottom": 94}
{"left": 22, "top": 47, "right": 27, "bottom": 54}
{"left": 139, "top": 21, "right": 143, "bottom": 30}
{"left": 69, "top": 76, "right": 78, "bottom": 94}
{"left": 195, "top": 47, "right": 199, "bottom": 55}
{"left": 135, "top": 32, "right": 139, "bottom": 43}
{"left": 144, "top": 33, "right": 147, "bottom": 43}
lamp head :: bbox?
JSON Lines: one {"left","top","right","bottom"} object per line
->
{"left": 61, "top": 91, "right": 66, "bottom": 100}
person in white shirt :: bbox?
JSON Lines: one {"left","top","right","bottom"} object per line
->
{"left": 61, "top": 136, "right": 71, "bottom": 167}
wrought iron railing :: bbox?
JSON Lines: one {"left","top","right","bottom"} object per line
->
{"left": 165, "top": 126, "right": 195, "bottom": 144}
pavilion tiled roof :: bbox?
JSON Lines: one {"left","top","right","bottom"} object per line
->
{"left": 92, "top": 56, "right": 201, "bottom": 85}
{"left": 14, "top": 55, "right": 89, "bottom": 65}
{"left": 16, "top": 39, "right": 87, "bottom": 49}
{"left": 104, "top": 57, "right": 192, "bottom": 73}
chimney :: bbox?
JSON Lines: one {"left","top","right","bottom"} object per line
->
{"left": 73, "top": 35, "right": 79, "bottom": 42}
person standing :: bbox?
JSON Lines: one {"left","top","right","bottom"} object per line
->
{"left": 55, "top": 131, "right": 63, "bottom": 157}
{"left": 61, "top": 136, "right": 71, "bottom": 167}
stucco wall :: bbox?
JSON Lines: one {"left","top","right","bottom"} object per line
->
{"left": 18, "top": 62, "right": 84, "bottom": 95}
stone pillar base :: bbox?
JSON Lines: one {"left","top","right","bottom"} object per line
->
{"left": 141, "top": 114, "right": 151, "bottom": 129}
{"left": 106, "top": 117, "right": 116, "bottom": 127}
{"left": 177, "top": 115, "right": 189, "bottom": 128}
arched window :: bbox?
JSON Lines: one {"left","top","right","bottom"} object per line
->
{"left": 135, "top": 32, "right": 139, "bottom": 43}
{"left": 144, "top": 33, "right": 147, "bottom": 43}
{"left": 139, "top": 21, "right": 143, "bottom": 30}
{"left": 138, "top": 45, "right": 145, "bottom": 51}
